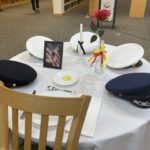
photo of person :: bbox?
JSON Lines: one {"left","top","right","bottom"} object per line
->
{"left": 44, "top": 41, "right": 63, "bottom": 69}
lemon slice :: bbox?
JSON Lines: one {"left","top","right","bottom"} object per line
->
{"left": 61, "top": 75, "right": 72, "bottom": 81}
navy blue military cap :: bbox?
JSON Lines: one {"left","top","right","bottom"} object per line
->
{"left": 0, "top": 60, "right": 37, "bottom": 87}
{"left": 105, "top": 73, "right": 150, "bottom": 108}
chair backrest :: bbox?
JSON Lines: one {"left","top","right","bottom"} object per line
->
{"left": 0, "top": 82, "right": 91, "bottom": 150}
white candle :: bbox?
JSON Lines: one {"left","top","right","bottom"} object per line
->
{"left": 80, "top": 23, "right": 83, "bottom": 42}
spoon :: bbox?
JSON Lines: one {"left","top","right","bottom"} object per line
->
{"left": 47, "top": 86, "right": 73, "bottom": 93}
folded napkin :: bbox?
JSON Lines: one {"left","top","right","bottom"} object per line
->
{"left": 65, "top": 96, "right": 102, "bottom": 137}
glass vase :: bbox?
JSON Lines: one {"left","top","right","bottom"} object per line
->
{"left": 95, "top": 59, "right": 105, "bottom": 75}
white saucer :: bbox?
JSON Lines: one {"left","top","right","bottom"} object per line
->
{"left": 70, "top": 32, "right": 100, "bottom": 53}
{"left": 32, "top": 91, "right": 73, "bottom": 127}
{"left": 52, "top": 70, "right": 79, "bottom": 86}
{"left": 107, "top": 43, "right": 144, "bottom": 69}
{"left": 26, "top": 36, "right": 52, "bottom": 59}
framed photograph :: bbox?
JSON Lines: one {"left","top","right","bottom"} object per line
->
{"left": 101, "top": 0, "right": 115, "bottom": 21}
{"left": 100, "top": 0, "right": 118, "bottom": 28}
{"left": 43, "top": 41, "right": 63, "bottom": 69}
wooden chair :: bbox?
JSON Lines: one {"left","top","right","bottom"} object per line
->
{"left": 0, "top": 82, "right": 91, "bottom": 150}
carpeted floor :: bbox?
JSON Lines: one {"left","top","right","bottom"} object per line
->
{"left": 0, "top": 0, "right": 150, "bottom": 60}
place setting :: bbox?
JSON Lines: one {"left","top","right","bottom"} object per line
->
{"left": 106, "top": 43, "right": 144, "bottom": 74}
{"left": 100, "top": 42, "right": 150, "bottom": 109}
{"left": 16, "top": 78, "right": 102, "bottom": 139}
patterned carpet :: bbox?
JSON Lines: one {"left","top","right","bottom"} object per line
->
{"left": 0, "top": 0, "right": 150, "bottom": 60}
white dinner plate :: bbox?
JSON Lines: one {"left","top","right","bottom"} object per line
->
{"left": 107, "top": 43, "right": 144, "bottom": 69}
{"left": 70, "top": 32, "right": 100, "bottom": 53}
{"left": 32, "top": 91, "right": 73, "bottom": 127}
{"left": 26, "top": 36, "right": 53, "bottom": 59}
{"left": 53, "top": 70, "right": 79, "bottom": 86}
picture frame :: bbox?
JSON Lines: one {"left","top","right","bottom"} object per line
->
{"left": 43, "top": 41, "right": 63, "bottom": 69}
{"left": 100, "top": 0, "right": 118, "bottom": 28}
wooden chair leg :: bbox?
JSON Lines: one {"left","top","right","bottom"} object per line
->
{"left": 0, "top": 0, "right": 4, "bottom": 11}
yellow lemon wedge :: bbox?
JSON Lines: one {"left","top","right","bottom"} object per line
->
{"left": 61, "top": 75, "right": 72, "bottom": 81}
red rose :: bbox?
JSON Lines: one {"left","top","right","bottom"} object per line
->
{"left": 93, "top": 9, "right": 111, "bottom": 21}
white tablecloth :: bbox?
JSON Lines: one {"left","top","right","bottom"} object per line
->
{"left": 10, "top": 42, "right": 150, "bottom": 150}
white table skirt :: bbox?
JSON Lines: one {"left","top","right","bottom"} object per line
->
{"left": 10, "top": 42, "right": 150, "bottom": 150}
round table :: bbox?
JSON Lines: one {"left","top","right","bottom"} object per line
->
{"left": 10, "top": 42, "right": 150, "bottom": 150}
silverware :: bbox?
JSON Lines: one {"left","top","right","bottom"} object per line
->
{"left": 47, "top": 86, "right": 73, "bottom": 93}
{"left": 20, "top": 90, "right": 36, "bottom": 120}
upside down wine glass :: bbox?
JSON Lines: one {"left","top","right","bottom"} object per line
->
{"left": 74, "top": 23, "right": 86, "bottom": 64}
{"left": 74, "top": 41, "right": 86, "bottom": 64}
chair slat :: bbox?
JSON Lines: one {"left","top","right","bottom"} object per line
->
{"left": 12, "top": 108, "right": 18, "bottom": 150}
{"left": 24, "top": 112, "right": 32, "bottom": 150}
{"left": 54, "top": 116, "right": 66, "bottom": 150}
{"left": 66, "top": 96, "right": 91, "bottom": 150}
{"left": 38, "top": 115, "right": 49, "bottom": 150}
{"left": 66, "top": 116, "right": 80, "bottom": 150}
{"left": 0, "top": 103, "right": 8, "bottom": 150}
